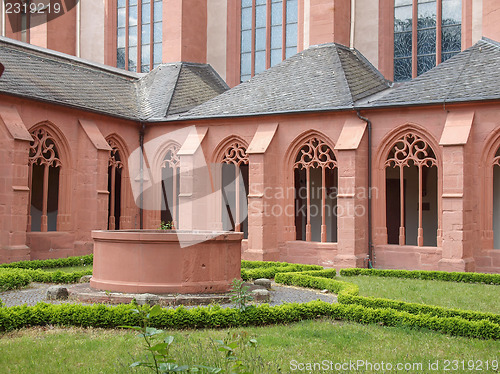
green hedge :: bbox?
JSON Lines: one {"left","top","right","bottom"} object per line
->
{"left": 274, "top": 270, "right": 500, "bottom": 326}
{"left": 241, "top": 260, "right": 322, "bottom": 270}
{"left": 0, "top": 268, "right": 92, "bottom": 292}
{"left": 0, "top": 269, "right": 32, "bottom": 292}
{"left": 340, "top": 268, "right": 500, "bottom": 285}
{"left": 0, "top": 255, "right": 93, "bottom": 270}
{"left": 339, "top": 293, "right": 500, "bottom": 325}
{"left": 23, "top": 269, "right": 93, "bottom": 284}
{"left": 0, "top": 259, "right": 498, "bottom": 340}
{"left": 0, "top": 301, "right": 498, "bottom": 339}
{"left": 241, "top": 264, "right": 324, "bottom": 281}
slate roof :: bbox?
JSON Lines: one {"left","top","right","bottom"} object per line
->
{"left": 179, "top": 43, "right": 390, "bottom": 119}
{"left": 0, "top": 36, "right": 228, "bottom": 121}
{"left": 367, "top": 38, "right": 500, "bottom": 108}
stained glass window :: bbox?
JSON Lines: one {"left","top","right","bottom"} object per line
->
{"left": 240, "top": 0, "right": 298, "bottom": 83}
{"left": 116, "top": 0, "right": 162, "bottom": 72}
{"left": 255, "top": 0, "right": 267, "bottom": 75}
{"left": 441, "top": 0, "right": 461, "bottom": 62}
{"left": 285, "top": 0, "right": 298, "bottom": 58}
{"left": 393, "top": 0, "right": 462, "bottom": 81}
{"left": 417, "top": 0, "right": 436, "bottom": 76}
{"left": 394, "top": 0, "right": 412, "bottom": 81}
{"left": 240, "top": 0, "right": 252, "bottom": 82}
{"left": 271, "top": 0, "right": 283, "bottom": 66}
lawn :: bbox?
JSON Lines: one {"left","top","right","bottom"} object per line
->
{"left": 42, "top": 265, "right": 92, "bottom": 273}
{"left": 1, "top": 258, "right": 498, "bottom": 373}
{"left": 341, "top": 275, "right": 500, "bottom": 314}
{"left": 0, "top": 320, "right": 498, "bottom": 373}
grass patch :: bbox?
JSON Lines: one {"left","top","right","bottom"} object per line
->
{"left": 42, "top": 265, "right": 92, "bottom": 273}
{"left": 0, "top": 320, "right": 498, "bottom": 373}
{"left": 341, "top": 275, "right": 500, "bottom": 314}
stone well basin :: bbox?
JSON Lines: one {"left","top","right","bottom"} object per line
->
{"left": 90, "top": 230, "right": 243, "bottom": 294}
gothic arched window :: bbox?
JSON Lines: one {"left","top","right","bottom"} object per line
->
{"left": 294, "top": 137, "right": 337, "bottom": 243}
{"left": 28, "top": 128, "right": 62, "bottom": 232}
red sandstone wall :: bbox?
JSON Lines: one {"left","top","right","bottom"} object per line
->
{"left": 0, "top": 95, "right": 139, "bottom": 261}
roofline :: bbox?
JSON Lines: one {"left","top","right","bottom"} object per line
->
{"left": 0, "top": 90, "right": 141, "bottom": 122}
{"left": 356, "top": 96, "right": 500, "bottom": 110}
{"left": 0, "top": 36, "right": 142, "bottom": 79}
{"left": 3, "top": 86, "right": 500, "bottom": 124}
{"left": 167, "top": 96, "right": 500, "bottom": 122}
{"left": 163, "top": 106, "right": 355, "bottom": 122}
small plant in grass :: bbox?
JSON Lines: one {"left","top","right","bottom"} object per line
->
{"left": 121, "top": 303, "right": 196, "bottom": 373}
{"left": 0, "top": 298, "right": 3, "bottom": 308}
{"left": 213, "top": 332, "right": 258, "bottom": 374}
{"left": 229, "top": 279, "right": 254, "bottom": 312}
{"left": 160, "top": 221, "right": 174, "bottom": 230}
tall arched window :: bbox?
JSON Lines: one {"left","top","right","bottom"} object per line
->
{"left": 107, "top": 139, "right": 123, "bottom": 230}
{"left": 160, "top": 143, "right": 180, "bottom": 227}
{"left": 221, "top": 142, "right": 249, "bottom": 238}
{"left": 28, "top": 128, "right": 62, "bottom": 232}
{"left": 385, "top": 133, "right": 438, "bottom": 246}
{"left": 294, "top": 137, "right": 337, "bottom": 243}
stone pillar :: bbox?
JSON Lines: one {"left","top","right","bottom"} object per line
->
{"left": 438, "top": 111, "right": 475, "bottom": 272}
{"left": 482, "top": 0, "right": 500, "bottom": 43}
{"left": 164, "top": 0, "right": 207, "bottom": 64}
{"left": 0, "top": 105, "right": 32, "bottom": 263}
{"left": 308, "top": 0, "right": 351, "bottom": 47}
{"left": 74, "top": 120, "right": 111, "bottom": 255}
{"left": 334, "top": 117, "right": 369, "bottom": 268}
{"left": 334, "top": 148, "right": 368, "bottom": 268}
{"left": 177, "top": 127, "right": 211, "bottom": 231}
{"left": 245, "top": 124, "right": 279, "bottom": 261}
{"left": 439, "top": 145, "right": 475, "bottom": 271}
{"left": 246, "top": 153, "right": 279, "bottom": 261}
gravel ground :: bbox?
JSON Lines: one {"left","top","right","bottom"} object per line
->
{"left": 0, "top": 282, "right": 337, "bottom": 308}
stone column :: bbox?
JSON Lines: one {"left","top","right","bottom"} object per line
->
{"left": 439, "top": 145, "right": 475, "bottom": 271}
{"left": 334, "top": 117, "right": 369, "bottom": 268}
{"left": 74, "top": 120, "right": 112, "bottom": 255}
{"left": 0, "top": 106, "right": 32, "bottom": 263}
{"left": 438, "top": 111, "right": 475, "bottom": 271}
{"left": 164, "top": 0, "right": 207, "bottom": 64}
{"left": 334, "top": 148, "right": 368, "bottom": 267}
{"left": 245, "top": 124, "right": 279, "bottom": 261}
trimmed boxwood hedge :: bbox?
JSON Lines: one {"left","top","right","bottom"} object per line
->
{"left": 0, "top": 257, "right": 498, "bottom": 340}
{"left": 275, "top": 270, "right": 500, "bottom": 326}
{"left": 0, "top": 300, "right": 498, "bottom": 339}
{"left": 241, "top": 264, "right": 324, "bottom": 281}
{"left": 340, "top": 268, "right": 500, "bottom": 285}
{"left": 0, "top": 269, "right": 32, "bottom": 292}
{"left": 0, "top": 255, "right": 93, "bottom": 270}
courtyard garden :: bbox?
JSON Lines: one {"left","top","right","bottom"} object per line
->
{"left": 0, "top": 256, "right": 498, "bottom": 373}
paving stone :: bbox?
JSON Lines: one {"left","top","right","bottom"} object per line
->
{"left": 1, "top": 282, "right": 337, "bottom": 308}
{"left": 135, "top": 293, "right": 160, "bottom": 306}
{"left": 254, "top": 278, "right": 272, "bottom": 290}
{"left": 251, "top": 289, "right": 270, "bottom": 302}
{"left": 79, "top": 275, "right": 92, "bottom": 283}
{"left": 46, "top": 286, "right": 69, "bottom": 300}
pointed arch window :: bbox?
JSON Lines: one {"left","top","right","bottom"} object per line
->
{"left": 385, "top": 133, "right": 438, "bottom": 246}
{"left": 160, "top": 143, "right": 180, "bottom": 227}
{"left": 107, "top": 139, "right": 124, "bottom": 230}
{"left": 294, "top": 137, "right": 338, "bottom": 242}
{"left": 221, "top": 142, "right": 249, "bottom": 238}
{"left": 28, "top": 128, "right": 62, "bottom": 232}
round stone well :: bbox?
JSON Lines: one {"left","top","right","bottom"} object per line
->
{"left": 90, "top": 230, "right": 243, "bottom": 294}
